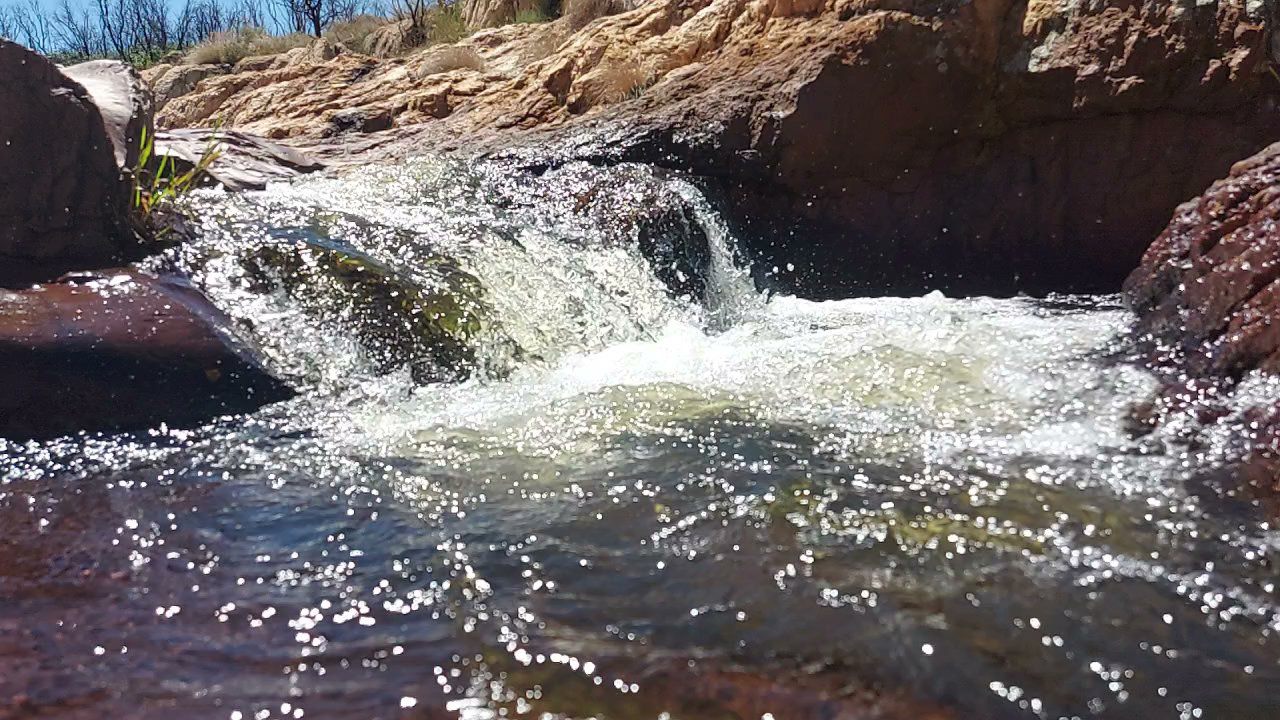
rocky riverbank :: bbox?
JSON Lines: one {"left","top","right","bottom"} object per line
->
{"left": 6, "top": 5, "right": 1280, "bottom": 716}
{"left": 152, "top": 0, "right": 1280, "bottom": 296}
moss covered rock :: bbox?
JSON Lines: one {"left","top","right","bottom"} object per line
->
{"left": 243, "top": 227, "right": 490, "bottom": 384}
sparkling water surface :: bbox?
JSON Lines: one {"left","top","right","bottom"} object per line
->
{"left": 2, "top": 158, "right": 1278, "bottom": 719}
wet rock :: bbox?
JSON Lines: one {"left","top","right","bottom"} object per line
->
{"left": 1125, "top": 142, "right": 1280, "bottom": 380}
{"left": 61, "top": 60, "right": 153, "bottom": 170}
{"left": 0, "top": 40, "right": 137, "bottom": 287}
{"left": 154, "top": 128, "right": 326, "bottom": 191}
{"left": 1124, "top": 141, "right": 1280, "bottom": 494}
{"left": 639, "top": 663, "right": 955, "bottom": 720}
{"left": 0, "top": 270, "right": 292, "bottom": 440}
{"left": 241, "top": 228, "right": 490, "bottom": 383}
{"left": 325, "top": 107, "right": 395, "bottom": 136}
{"left": 511, "top": 163, "right": 715, "bottom": 301}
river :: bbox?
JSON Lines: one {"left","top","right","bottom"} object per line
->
{"left": 2, "top": 157, "right": 1277, "bottom": 719}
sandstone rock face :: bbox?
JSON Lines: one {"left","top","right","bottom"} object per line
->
{"left": 156, "top": 41, "right": 502, "bottom": 137}
{"left": 363, "top": 18, "right": 422, "bottom": 58}
{"left": 0, "top": 40, "right": 135, "bottom": 287}
{"left": 149, "top": 63, "right": 227, "bottom": 111}
{"left": 155, "top": 128, "right": 326, "bottom": 191}
{"left": 0, "top": 270, "right": 293, "bottom": 440}
{"left": 1125, "top": 142, "right": 1280, "bottom": 380}
{"left": 156, "top": 1, "right": 1280, "bottom": 295}
{"left": 139, "top": 62, "right": 173, "bottom": 85}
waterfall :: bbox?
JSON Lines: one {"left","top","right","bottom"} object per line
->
{"left": 166, "top": 156, "right": 761, "bottom": 390}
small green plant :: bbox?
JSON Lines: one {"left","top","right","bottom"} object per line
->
{"left": 515, "top": 7, "right": 552, "bottom": 24}
{"left": 122, "top": 47, "right": 174, "bottom": 69}
{"left": 324, "top": 14, "right": 391, "bottom": 53}
{"left": 428, "top": 5, "right": 469, "bottom": 44}
{"left": 626, "top": 72, "right": 656, "bottom": 100}
{"left": 132, "top": 125, "right": 223, "bottom": 218}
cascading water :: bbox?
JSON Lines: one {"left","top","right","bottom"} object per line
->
{"left": 2, "top": 156, "right": 1278, "bottom": 720}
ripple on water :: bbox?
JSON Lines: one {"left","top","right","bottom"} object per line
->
{"left": 2, "top": 158, "right": 1279, "bottom": 720}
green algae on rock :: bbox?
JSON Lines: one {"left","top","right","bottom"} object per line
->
{"left": 244, "top": 230, "right": 494, "bottom": 384}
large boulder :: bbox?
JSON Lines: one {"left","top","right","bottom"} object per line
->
{"left": 149, "top": 63, "right": 226, "bottom": 111}
{"left": 0, "top": 41, "right": 137, "bottom": 287}
{"left": 0, "top": 270, "right": 293, "bottom": 440}
{"left": 482, "top": 0, "right": 1280, "bottom": 297}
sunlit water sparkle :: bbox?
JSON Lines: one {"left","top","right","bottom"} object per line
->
{"left": 2, "top": 157, "right": 1278, "bottom": 719}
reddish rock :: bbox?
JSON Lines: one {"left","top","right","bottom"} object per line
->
{"left": 0, "top": 270, "right": 293, "bottom": 440}
{"left": 0, "top": 40, "right": 137, "bottom": 287}
{"left": 638, "top": 664, "right": 954, "bottom": 720}
{"left": 1124, "top": 142, "right": 1280, "bottom": 380}
{"left": 1124, "top": 141, "right": 1280, "bottom": 496}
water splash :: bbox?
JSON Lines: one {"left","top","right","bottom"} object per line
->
{"left": 3, "top": 155, "right": 1279, "bottom": 720}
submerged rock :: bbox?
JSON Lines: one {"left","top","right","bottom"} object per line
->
{"left": 582, "top": 168, "right": 714, "bottom": 302}
{"left": 497, "top": 162, "right": 716, "bottom": 301}
{"left": 0, "top": 41, "right": 138, "bottom": 287}
{"left": 0, "top": 270, "right": 293, "bottom": 440}
{"left": 241, "top": 228, "right": 491, "bottom": 383}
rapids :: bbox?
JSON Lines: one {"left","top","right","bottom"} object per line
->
{"left": 2, "top": 157, "right": 1278, "bottom": 719}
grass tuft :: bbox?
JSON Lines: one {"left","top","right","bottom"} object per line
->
{"left": 562, "top": 0, "right": 622, "bottom": 30}
{"left": 592, "top": 60, "right": 654, "bottom": 105}
{"left": 324, "top": 15, "right": 392, "bottom": 53}
{"left": 417, "top": 45, "right": 485, "bottom": 77}
{"left": 132, "top": 125, "right": 222, "bottom": 220}
{"left": 428, "top": 5, "right": 469, "bottom": 45}
{"left": 184, "top": 27, "right": 312, "bottom": 66}
{"left": 515, "top": 8, "right": 551, "bottom": 24}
